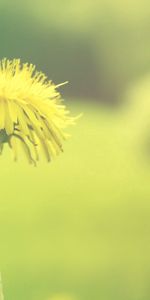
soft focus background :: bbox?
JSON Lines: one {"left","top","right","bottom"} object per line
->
{"left": 0, "top": 1, "right": 150, "bottom": 299}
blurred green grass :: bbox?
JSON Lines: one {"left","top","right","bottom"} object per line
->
{"left": 0, "top": 99, "right": 150, "bottom": 300}
{"left": 0, "top": 1, "right": 150, "bottom": 299}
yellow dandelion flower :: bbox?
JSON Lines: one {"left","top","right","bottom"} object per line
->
{"left": 0, "top": 58, "right": 75, "bottom": 165}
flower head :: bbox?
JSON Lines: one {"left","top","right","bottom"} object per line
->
{"left": 0, "top": 58, "right": 75, "bottom": 165}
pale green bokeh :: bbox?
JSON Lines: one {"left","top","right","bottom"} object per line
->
{"left": 0, "top": 1, "right": 150, "bottom": 300}
{"left": 0, "top": 92, "right": 150, "bottom": 299}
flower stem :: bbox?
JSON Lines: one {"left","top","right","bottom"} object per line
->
{"left": 0, "top": 274, "right": 4, "bottom": 300}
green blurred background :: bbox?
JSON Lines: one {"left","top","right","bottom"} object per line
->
{"left": 0, "top": 1, "right": 150, "bottom": 299}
